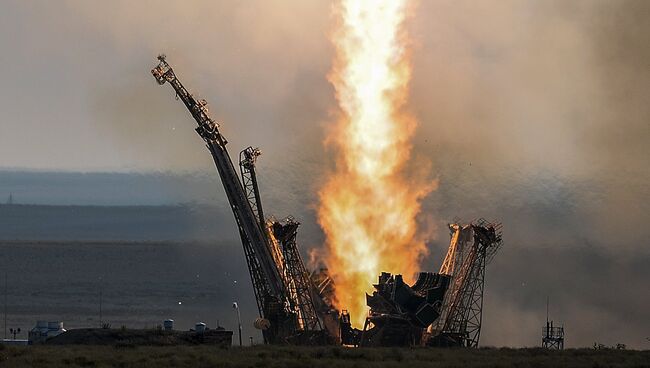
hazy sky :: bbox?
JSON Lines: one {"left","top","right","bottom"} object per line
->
{"left": 1, "top": 0, "right": 649, "bottom": 348}
{"left": 1, "top": 0, "right": 646, "bottom": 173}
{"left": 2, "top": 0, "right": 647, "bottom": 237}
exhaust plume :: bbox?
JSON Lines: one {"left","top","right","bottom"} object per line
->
{"left": 318, "top": 0, "right": 434, "bottom": 327}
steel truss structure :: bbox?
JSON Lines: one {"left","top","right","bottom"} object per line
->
{"left": 431, "top": 218, "right": 502, "bottom": 347}
{"left": 151, "top": 56, "right": 324, "bottom": 344}
{"left": 271, "top": 217, "right": 321, "bottom": 331}
{"left": 542, "top": 322, "right": 564, "bottom": 349}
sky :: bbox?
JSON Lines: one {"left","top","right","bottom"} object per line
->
{"left": 1, "top": 0, "right": 649, "bottom": 348}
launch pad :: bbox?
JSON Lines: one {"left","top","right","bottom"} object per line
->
{"left": 151, "top": 55, "right": 502, "bottom": 347}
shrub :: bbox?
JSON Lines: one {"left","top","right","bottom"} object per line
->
{"left": 73, "top": 355, "right": 96, "bottom": 367}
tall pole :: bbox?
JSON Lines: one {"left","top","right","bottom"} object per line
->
{"left": 233, "top": 302, "right": 242, "bottom": 347}
{"left": 238, "top": 310, "right": 242, "bottom": 347}
{"left": 546, "top": 295, "right": 550, "bottom": 341}
{"left": 98, "top": 276, "right": 103, "bottom": 328}
{"left": 4, "top": 272, "right": 7, "bottom": 339}
{"left": 99, "top": 289, "right": 103, "bottom": 327}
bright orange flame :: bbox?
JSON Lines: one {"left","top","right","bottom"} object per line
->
{"left": 318, "top": 0, "right": 434, "bottom": 328}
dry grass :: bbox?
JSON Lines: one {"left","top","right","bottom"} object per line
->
{"left": 0, "top": 344, "right": 648, "bottom": 368}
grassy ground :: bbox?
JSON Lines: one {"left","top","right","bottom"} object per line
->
{"left": 0, "top": 344, "right": 648, "bottom": 368}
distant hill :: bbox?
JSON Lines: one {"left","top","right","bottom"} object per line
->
{"left": 0, "top": 170, "right": 222, "bottom": 206}
{"left": 0, "top": 169, "right": 322, "bottom": 245}
{"left": 0, "top": 203, "right": 237, "bottom": 242}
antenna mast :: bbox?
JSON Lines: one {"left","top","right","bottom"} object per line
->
{"left": 542, "top": 296, "right": 564, "bottom": 349}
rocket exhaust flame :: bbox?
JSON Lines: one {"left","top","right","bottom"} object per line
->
{"left": 318, "top": 0, "right": 434, "bottom": 328}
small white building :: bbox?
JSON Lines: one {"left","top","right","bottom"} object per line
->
{"left": 28, "top": 321, "right": 66, "bottom": 344}
{"left": 163, "top": 319, "right": 174, "bottom": 331}
{"left": 195, "top": 322, "right": 206, "bottom": 333}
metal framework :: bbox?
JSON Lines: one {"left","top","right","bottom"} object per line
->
{"left": 272, "top": 217, "right": 322, "bottom": 331}
{"left": 542, "top": 323, "right": 564, "bottom": 349}
{"left": 150, "top": 55, "right": 504, "bottom": 348}
{"left": 432, "top": 219, "right": 502, "bottom": 347}
{"left": 542, "top": 298, "right": 564, "bottom": 349}
{"left": 151, "top": 56, "right": 324, "bottom": 343}
{"left": 151, "top": 55, "right": 284, "bottom": 298}
{"left": 237, "top": 146, "right": 275, "bottom": 317}
{"left": 239, "top": 147, "right": 265, "bottom": 228}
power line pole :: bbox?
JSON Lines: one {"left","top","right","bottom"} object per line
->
{"left": 99, "top": 289, "right": 102, "bottom": 327}
{"left": 98, "top": 277, "right": 103, "bottom": 328}
{"left": 4, "top": 272, "right": 7, "bottom": 339}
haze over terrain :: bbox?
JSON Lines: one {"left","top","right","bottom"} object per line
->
{"left": 1, "top": 0, "right": 648, "bottom": 348}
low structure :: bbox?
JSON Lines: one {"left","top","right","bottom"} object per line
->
{"left": 28, "top": 321, "right": 66, "bottom": 344}
{"left": 46, "top": 327, "right": 233, "bottom": 347}
{"left": 542, "top": 321, "right": 564, "bottom": 349}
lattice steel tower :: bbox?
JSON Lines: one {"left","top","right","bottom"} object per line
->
{"left": 431, "top": 218, "right": 502, "bottom": 347}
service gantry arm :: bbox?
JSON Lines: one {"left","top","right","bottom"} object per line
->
{"left": 433, "top": 220, "right": 502, "bottom": 348}
{"left": 239, "top": 147, "right": 322, "bottom": 332}
{"left": 151, "top": 55, "right": 285, "bottom": 303}
{"left": 239, "top": 147, "right": 266, "bottom": 229}
{"left": 439, "top": 224, "right": 464, "bottom": 276}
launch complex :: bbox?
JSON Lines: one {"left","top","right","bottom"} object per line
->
{"left": 151, "top": 56, "right": 502, "bottom": 348}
